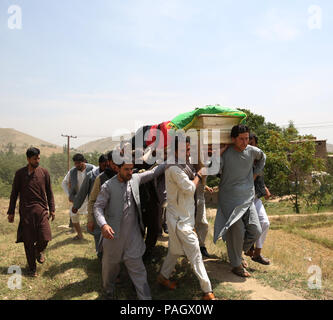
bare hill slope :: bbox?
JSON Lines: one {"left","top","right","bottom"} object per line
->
{"left": 0, "top": 128, "right": 63, "bottom": 156}
{"left": 76, "top": 137, "right": 121, "bottom": 153}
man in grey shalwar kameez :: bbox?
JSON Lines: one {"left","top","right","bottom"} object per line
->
{"left": 94, "top": 158, "right": 166, "bottom": 300}
{"left": 213, "top": 124, "right": 266, "bottom": 277}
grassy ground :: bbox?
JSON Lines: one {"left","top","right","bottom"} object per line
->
{"left": 1, "top": 193, "right": 249, "bottom": 300}
{"left": 206, "top": 207, "right": 333, "bottom": 300}
{"left": 1, "top": 193, "right": 332, "bottom": 300}
{"left": 263, "top": 198, "right": 333, "bottom": 216}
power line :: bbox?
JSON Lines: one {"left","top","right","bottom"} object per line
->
{"left": 280, "top": 122, "right": 333, "bottom": 129}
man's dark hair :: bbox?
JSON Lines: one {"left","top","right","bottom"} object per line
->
{"left": 72, "top": 153, "right": 85, "bottom": 162}
{"left": 106, "top": 150, "right": 114, "bottom": 161}
{"left": 98, "top": 154, "right": 108, "bottom": 163}
{"left": 230, "top": 124, "right": 250, "bottom": 138}
{"left": 26, "top": 147, "right": 40, "bottom": 158}
{"left": 116, "top": 156, "right": 133, "bottom": 168}
{"left": 174, "top": 135, "right": 190, "bottom": 154}
{"left": 249, "top": 133, "right": 258, "bottom": 145}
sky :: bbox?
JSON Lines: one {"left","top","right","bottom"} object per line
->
{"left": 0, "top": 0, "right": 332, "bottom": 148}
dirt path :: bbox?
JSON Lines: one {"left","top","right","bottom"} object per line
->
{"left": 158, "top": 236, "right": 304, "bottom": 300}
{"left": 203, "top": 258, "right": 304, "bottom": 300}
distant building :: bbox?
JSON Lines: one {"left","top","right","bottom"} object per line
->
{"left": 290, "top": 138, "right": 327, "bottom": 159}
{"left": 315, "top": 140, "right": 328, "bottom": 158}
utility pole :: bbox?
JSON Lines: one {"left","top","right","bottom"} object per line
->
{"left": 61, "top": 134, "right": 77, "bottom": 171}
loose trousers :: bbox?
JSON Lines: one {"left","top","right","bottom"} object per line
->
{"left": 254, "top": 198, "right": 270, "bottom": 249}
{"left": 24, "top": 240, "right": 48, "bottom": 272}
{"left": 102, "top": 239, "right": 151, "bottom": 300}
{"left": 160, "top": 227, "right": 212, "bottom": 293}
{"left": 225, "top": 208, "right": 262, "bottom": 267}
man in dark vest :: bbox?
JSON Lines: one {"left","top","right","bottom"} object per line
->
{"left": 72, "top": 154, "right": 108, "bottom": 213}
{"left": 87, "top": 151, "right": 118, "bottom": 258}
{"left": 62, "top": 153, "right": 96, "bottom": 240}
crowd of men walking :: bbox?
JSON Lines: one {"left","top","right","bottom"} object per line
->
{"left": 6, "top": 124, "right": 272, "bottom": 300}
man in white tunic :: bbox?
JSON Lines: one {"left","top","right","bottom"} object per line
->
{"left": 94, "top": 158, "right": 166, "bottom": 300}
{"left": 158, "top": 136, "right": 216, "bottom": 300}
{"left": 62, "top": 153, "right": 96, "bottom": 240}
{"left": 213, "top": 125, "right": 266, "bottom": 277}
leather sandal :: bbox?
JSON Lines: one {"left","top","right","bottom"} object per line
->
{"left": 232, "top": 266, "right": 251, "bottom": 277}
{"left": 157, "top": 274, "right": 177, "bottom": 290}
{"left": 244, "top": 245, "right": 254, "bottom": 257}
{"left": 252, "top": 255, "right": 270, "bottom": 265}
{"left": 35, "top": 247, "right": 45, "bottom": 264}
{"left": 27, "top": 269, "right": 38, "bottom": 277}
{"left": 241, "top": 258, "right": 248, "bottom": 268}
{"left": 37, "top": 252, "right": 45, "bottom": 264}
{"left": 203, "top": 292, "right": 216, "bottom": 300}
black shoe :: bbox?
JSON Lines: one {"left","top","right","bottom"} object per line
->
{"left": 97, "top": 252, "right": 103, "bottom": 261}
{"left": 142, "top": 248, "right": 153, "bottom": 262}
{"left": 162, "top": 223, "right": 169, "bottom": 234}
{"left": 200, "top": 247, "right": 211, "bottom": 258}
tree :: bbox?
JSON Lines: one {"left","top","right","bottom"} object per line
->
{"left": 237, "top": 108, "right": 282, "bottom": 151}
{"left": 265, "top": 130, "right": 325, "bottom": 213}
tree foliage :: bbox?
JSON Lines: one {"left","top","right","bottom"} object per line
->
{"left": 265, "top": 129, "right": 325, "bottom": 213}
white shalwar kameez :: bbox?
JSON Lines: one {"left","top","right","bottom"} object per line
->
{"left": 160, "top": 165, "right": 212, "bottom": 293}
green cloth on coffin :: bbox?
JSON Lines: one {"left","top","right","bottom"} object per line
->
{"left": 168, "top": 105, "right": 247, "bottom": 131}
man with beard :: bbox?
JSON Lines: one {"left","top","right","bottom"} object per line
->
{"left": 86, "top": 151, "right": 118, "bottom": 258}
{"left": 62, "top": 153, "right": 96, "bottom": 240}
{"left": 157, "top": 136, "right": 216, "bottom": 300}
{"left": 7, "top": 147, "right": 55, "bottom": 277}
{"left": 94, "top": 156, "right": 166, "bottom": 300}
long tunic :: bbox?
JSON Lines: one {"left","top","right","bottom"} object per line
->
{"left": 62, "top": 167, "right": 93, "bottom": 215}
{"left": 164, "top": 165, "right": 196, "bottom": 256}
{"left": 213, "top": 145, "right": 266, "bottom": 243}
{"left": 102, "top": 180, "right": 145, "bottom": 262}
{"left": 7, "top": 166, "right": 55, "bottom": 243}
{"left": 94, "top": 166, "right": 166, "bottom": 262}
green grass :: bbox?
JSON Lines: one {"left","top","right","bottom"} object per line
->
{"left": 1, "top": 193, "right": 333, "bottom": 300}
{"left": 285, "top": 228, "right": 333, "bottom": 250}
{"left": 269, "top": 215, "right": 333, "bottom": 249}
{"left": 270, "top": 214, "right": 333, "bottom": 230}
{"left": 208, "top": 198, "right": 333, "bottom": 216}
{"left": 206, "top": 211, "right": 333, "bottom": 300}
{"left": 1, "top": 194, "right": 242, "bottom": 300}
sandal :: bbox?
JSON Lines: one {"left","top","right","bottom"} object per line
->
{"left": 232, "top": 266, "right": 251, "bottom": 277}
{"left": 244, "top": 245, "right": 254, "bottom": 257}
{"left": 241, "top": 257, "right": 248, "bottom": 269}
{"left": 35, "top": 248, "right": 45, "bottom": 264}
{"left": 37, "top": 252, "right": 45, "bottom": 264}
{"left": 73, "top": 235, "right": 83, "bottom": 241}
{"left": 203, "top": 292, "right": 217, "bottom": 300}
{"left": 27, "top": 269, "right": 38, "bottom": 277}
{"left": 252, "top": 255, "right": 270, "bottom": 265}
{"left": 157, "top": 274, "right": 177, "bottom": 290}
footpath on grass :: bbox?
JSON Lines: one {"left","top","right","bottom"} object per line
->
{"left": 203, "top": 258, "right": 304, "bottom": 300}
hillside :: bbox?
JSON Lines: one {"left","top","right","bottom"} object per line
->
{"left": 77, "top": 134, "right": 132, "bottom": 153}
{"left": 0, "top": 128, "right": 63, "bottom": 156}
